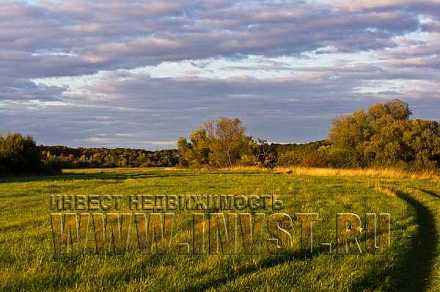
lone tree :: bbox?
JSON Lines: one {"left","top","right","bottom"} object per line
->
{"left": 177, "top": 117, "right": 256, "bottom": 168}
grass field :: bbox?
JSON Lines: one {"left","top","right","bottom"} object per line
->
{"left": 0, "top": 167, "right": 439, "bottom": 291}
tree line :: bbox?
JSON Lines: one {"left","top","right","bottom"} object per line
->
{"left": 0, "top": 137, "right": 179, "bottom": 176}
{"left": 39, "top": 146, "right": 178, "bottom": 169}
{"left": 1, "top": 100, "right": 438, "bottom": 176}
{"left": 178, "top": 100, "right": 440, "bottom": 170}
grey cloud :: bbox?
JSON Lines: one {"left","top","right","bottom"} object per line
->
{"left": 0, "top": 0, "right": 426, "bottom": 79}
{"left": 0, "top": 79, "right": 65, "bottom": 101}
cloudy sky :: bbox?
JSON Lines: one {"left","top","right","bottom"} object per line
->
{"left": 1, "top": 0, "right": 439, "bottom": 149}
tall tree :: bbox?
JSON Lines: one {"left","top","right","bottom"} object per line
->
{"left": 177, "top": 117, "right": 255, "bottom": 167}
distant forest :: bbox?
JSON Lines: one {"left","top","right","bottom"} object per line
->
{"left": 1, "top": 100, "right": 439, "bottom": 176}
{"left": 37, "top": 142, "right": 324, "bottom": 169}
{"left": 38, "top": 146, "right": 179, "bottom": 169}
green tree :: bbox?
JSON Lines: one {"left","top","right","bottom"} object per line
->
{"left": 177, "top": 118, "right": 256, "bottom": 168}
{"left": 0, "top": 133, "right": 42, "bottom": 175}
{"left": 328, "top": 99, "right": 439, "bottom": 169}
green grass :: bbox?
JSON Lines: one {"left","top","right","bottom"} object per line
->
{"left": 0, "top": 168, "right": 439, "bottom": 291}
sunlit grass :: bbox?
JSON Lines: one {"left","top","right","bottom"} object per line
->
{"left": 0, "top": 168, "right": 439, "bottom": 290}
{"left": 276, "top": 166, "right": 439, "bottom": 180}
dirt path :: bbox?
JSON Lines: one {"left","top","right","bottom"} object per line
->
{"left": 392, "top": 189, "right": 438, "bottom": 291}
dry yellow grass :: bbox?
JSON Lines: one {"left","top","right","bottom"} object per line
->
{"left": 185, "top": 165, "right": 440, "bottom": 180}
{"left": 219, "top": 166, "right": 271, "bottom": 172}
{"left": 373, "top": 185, "right": 398, "bottom": 197}
{"left": 275, "top": 166, "right": 439, "bottom": 180}
{"left": 65, "top": 166, "right": 439, "bottom": 180}
{"left": 219, "top": 165, "right": 438, "bottom": 180}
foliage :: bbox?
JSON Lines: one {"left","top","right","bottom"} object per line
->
{"left": 178, "top": 117, "right": 256, "bottom": 167}
{"left": 0, "top": 133, "right": 58, "bottom": 176}
{"left": 276, "top": 141, "right": 330, "bottom": 167}
{"left": 328, "top": 99, "right": 440, "bottom": 169}
{"left": 253, "top": 139, "right": 278, "bottom": 168}
{"left": 39, "top": 146, "right": 179, "bottom": 169}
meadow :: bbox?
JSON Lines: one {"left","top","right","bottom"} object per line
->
{"left": 0, "top": 167, "right": 439, "bottom": 291}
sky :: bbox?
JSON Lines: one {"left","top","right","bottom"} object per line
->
{"left": 1, "top": 0, "right": 439, "bottom": 149}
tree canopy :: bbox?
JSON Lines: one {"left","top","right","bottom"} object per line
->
{"left": 178, "top": 117, "right": 256, "bottom": 167}
{"left": 0, "top": 133, "right": 52, "bottom": 175}
{"left": 327, "top": 99, "right": 440, "bottom": 169}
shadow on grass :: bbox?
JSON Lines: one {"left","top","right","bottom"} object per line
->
{"left": 0, "top": 169, "right": 268, "bottom": 184}
{"left": 353, "top": 189, "right": 437, "bottom": 291}
{"left": 418, "top": 188, "right": 440, "bottom": 200}
{"left": 42, "top": 226, "right": 398, "bottom": 291}
{"left": 184, "top": 247, "right": 329, "bottom": 291}
{"left": 0, "top": 170, "right": 196, "bottom": 183}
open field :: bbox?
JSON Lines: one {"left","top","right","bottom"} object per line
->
{"left": 0, "top": 167, "right": 439, "bottom": 291}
